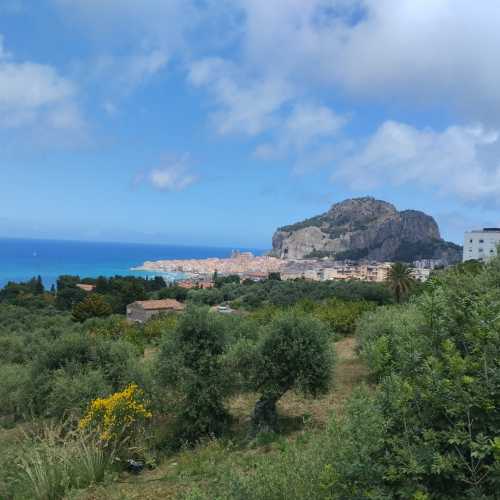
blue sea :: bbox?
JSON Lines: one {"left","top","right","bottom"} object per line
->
{"left": 0, "top": 238, "right": 263, "bottom": 289}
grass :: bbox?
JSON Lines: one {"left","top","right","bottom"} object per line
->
{"left": 0, "top": 423, "right": 115, "bottom": 500}
{"left": 70, "top": 336, "right": 370, "bottom": 500}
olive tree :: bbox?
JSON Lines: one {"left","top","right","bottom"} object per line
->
{"left": 157, "top": 307, "right": 232, "bottom": 442}
{"left": 250, "top": 312, "right": 334, "bottom": 433}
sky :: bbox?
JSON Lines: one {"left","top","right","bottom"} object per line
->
{"left": 2, "top": 0, "right": 500, "bottom": 249}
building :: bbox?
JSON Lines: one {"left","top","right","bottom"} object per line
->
{"left": 127, "top": 299, "right": 185, "bottom": 323}
{"left": 320, "top": 262, "right": 391, "bottom": 282}
{"left": 177, "top": 279, "right": 214, "bottom": 289}
{"left": 76, "top": 283, "right": 95, "bottom": 293}
{"left": 242, "top": 271, "right": 269, "bottom": 282}
{"left": 411, "top": 267, "right": 431, "bottom": 282}
{"left": 463, "top": 228, "right": 500, "bottom": 262}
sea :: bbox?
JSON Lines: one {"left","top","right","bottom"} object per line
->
{"left": 0, "top": 238, "right": 263, "bottom": 289}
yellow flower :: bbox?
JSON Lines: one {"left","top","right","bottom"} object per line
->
{"left": 79, "top": 384, "right": 152, "bottom": 442}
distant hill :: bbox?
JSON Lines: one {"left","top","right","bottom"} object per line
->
{"left": 271, "top": 197, "right": 462, "bottom": 264}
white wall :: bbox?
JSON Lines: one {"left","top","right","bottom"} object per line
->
{"left": 463, "top": 231, "right": 500, "bottom": 262}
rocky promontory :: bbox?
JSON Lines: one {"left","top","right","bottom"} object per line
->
{"left": 271, "top": 197, "right": 462, "bottom": 264}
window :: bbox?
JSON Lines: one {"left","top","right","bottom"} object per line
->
{"left": 479, "top": 248, "right": 484, "bottom": 253}
{"left": 479, "top": 239, "right": 484, "bottom": 243}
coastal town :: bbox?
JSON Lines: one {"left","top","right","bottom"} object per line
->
{"left": 133, "top": 249, "right": 440, "bottom": 286}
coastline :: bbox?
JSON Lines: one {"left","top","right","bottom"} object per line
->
{"left": 0, "top": 238, "right": 262, "bottom": 289}
{"left": 131, "top": 253, "right": 285, "bottom": 278}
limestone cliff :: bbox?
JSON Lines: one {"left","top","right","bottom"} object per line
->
{"left": 271, "top": 197, "right": 462, "bottom": 264}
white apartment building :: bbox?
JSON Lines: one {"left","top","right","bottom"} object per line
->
{"left": 463, "top": 228, "right": 500, "bottom": 262}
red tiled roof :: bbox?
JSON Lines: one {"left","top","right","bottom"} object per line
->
{"left": 132, "top": 299, "right": 185, "bottom": 311}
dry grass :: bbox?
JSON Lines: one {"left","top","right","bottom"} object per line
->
{"left": 72, "top": 336, "right": 370, "bottom": 500}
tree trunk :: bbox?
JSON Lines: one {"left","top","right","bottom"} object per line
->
{"left": 251, "top": 394, "right": 280, "bottom": 435}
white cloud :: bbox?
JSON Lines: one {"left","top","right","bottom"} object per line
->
{"left": 255, "top": 102, "right": 347, "bottom": 159}
{"left": 189, "top": 57, "right": 295, "bottom": 136}
{"left": 334, "top": 121, "right": 500, "bottom": 202}
{"left": 137, "top": 156, "right": 199, "bottom": 192}
{"left": 230, "top": 0, "right": 500, "bottom": 121}
{"left": 90, "top": 50, "right": 169, "bottom": 95}
{"left": 0, "top": 35, "right": 83, "bottom": 131}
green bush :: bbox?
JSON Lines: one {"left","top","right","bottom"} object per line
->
{"left": 72, "top": 294, "right": 113, "bottom": 322}
{"left": 357, "top": 263, "right": 500, "bottom": 497}
{"left": 45, "top": 368, "right": 112, "bottom": 419}
{"left": 188, "top": 389, "right": 391, "bottom": 500}
{"left": 158, "top": 307, "right": 232, "bottom": 443}
{"left": 0, "top": 363, "right": 31, "bottom": 421}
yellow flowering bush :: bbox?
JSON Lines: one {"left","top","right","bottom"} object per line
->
{"left": 79, "top": 384, "right": 152, "bottom": 444}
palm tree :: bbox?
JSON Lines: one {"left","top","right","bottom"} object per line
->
{"left": 387, "top": 262, "right": 414, "bottom": 303}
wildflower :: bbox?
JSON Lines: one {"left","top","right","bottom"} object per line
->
{"left": 79, "top": 384, "right": 152, "bottom": 443}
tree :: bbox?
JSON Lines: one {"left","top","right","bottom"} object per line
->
{"left": 72, "top": 294, "right": 112, "bottom": 322}
{"left": 157, "top": 307, "right": 231, "bottom": 442}
{"left": 357, "top": 259, "right": 500, "bottom": 497}
{"left": 250, "top": 312, "right": 334, "bottom": 433}
{"left": 387, "top": 262, "right": 414, "bottom": 303}
{"left": 33, "top": 276, "right": 44, "bottom": 295}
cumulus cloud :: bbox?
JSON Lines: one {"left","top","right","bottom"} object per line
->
{"left": 137, "top": 156, "right": 199, "bottom": 192}
{"left": 334, "top": 121, "right": 500, "bottom": 202}
{"left": 0, "top": 34, "right": 83, "bottom": 131}
{"left": 255, "top": 102, "right": 348, "bottom": 159}
{"left": 189, "top": 57, "right": 295, "bottom": 136}
{"left": 179, "top": 0, "right": 500, "bottom": 125}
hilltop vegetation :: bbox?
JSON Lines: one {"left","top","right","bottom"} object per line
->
{"left": 0, "top": 259, "right": 499, "bottom": 499}
{"left": 272, "top": 197, "right": 462, "bottom": 263}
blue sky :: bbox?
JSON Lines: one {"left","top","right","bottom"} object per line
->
{"left": 2, "top": 0, "right": 500, "bottom": 249}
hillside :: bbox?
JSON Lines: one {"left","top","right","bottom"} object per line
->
{"left": 271, "top": 197, "right": 462, "bottom": 263}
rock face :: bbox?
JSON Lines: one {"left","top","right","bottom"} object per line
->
{"left": 271, "top": 197, "right": 462, "bottom": 264}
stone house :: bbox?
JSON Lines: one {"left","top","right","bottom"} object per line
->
{"left": 126, "top": 299, "right": 185, "bottom": 323}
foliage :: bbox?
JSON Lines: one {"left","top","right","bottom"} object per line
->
{"left": 54, "top": 275, "right": 163, "bottom": 313}
{"left": 158, "top": 284, "right": 189, "bottom": 301}
{"left": 72, "top": 293, "right": 113, "bottom": 322}
{"left": 393, "top": 238, "right": 462, "bottom": 263}
{"left": 188, "top": 389, "right": 391, "bottom": 500}
{"left": 190, "top": 277, "right": 392, "bottom": 309}
{"left": 0, "top": 307, "right": 149, "bottom": 421}
{"left": 79, "top": 383, "right": 152, "bottom": 445}
{"left": 357, "top": 260, "right": 500, "bottom": 497}
{"left": 0, "top": 276, "right": 54, "bottom": 309}
{"left": 387, "top": 262, "right": 415, "bottom": 303}
{"left": 187, "top": 287, "right": 224, "bottom": 306}
{"left": 298, "top": 297, "right": 375, "bottom": 337}
{"left": 248, "top": 311, "right": 334, "bottom": 433}
{"left": 214, "top": 274, "right": 241, "bottom": 288}
{"left": 157, "top": 307, "right": 232, "bottom": 443}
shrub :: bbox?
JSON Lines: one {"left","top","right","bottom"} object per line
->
{"left": 356, "top": 303, "right": 425, "bottom": 379}
{"left": 0, "top": 363, "right": 31, "bottom": 421}
{"left": 189, "top": 389, "right": 392, "bottom": 500}
{"left": 358, "top": 262, "right": 500, "bottom": 497}
{"left": 157, "top": 307, "right": 232, "bottom": 443}
{"left": 72, "top": 294, "right": 113, "bottom": 322}
{"left": 45, "top": 368, "right": 111, "bottom": 419}
{"left": 79, "top": 383, "right": 152, "bottom": 446}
